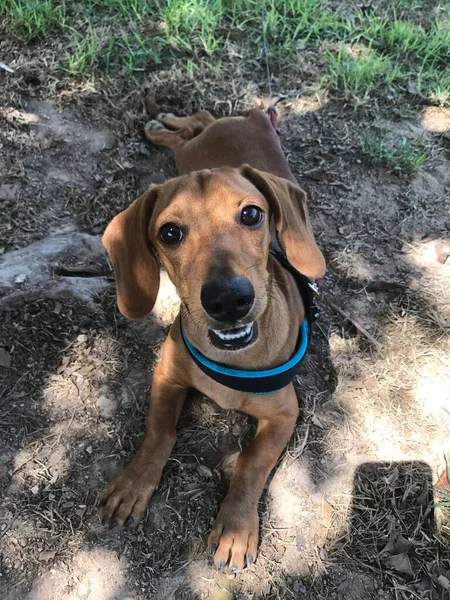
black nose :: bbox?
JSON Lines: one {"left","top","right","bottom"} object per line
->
{"left": 201, "top": 277, "right": 255, "bottom": 322}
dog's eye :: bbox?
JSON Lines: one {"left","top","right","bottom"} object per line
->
{"left": 240, "top": 206, "right": 264, "bottom": 227}
{"left": 159, "top": 223, "right": 183, "bottom": 245}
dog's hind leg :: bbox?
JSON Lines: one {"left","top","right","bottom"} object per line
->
{"left": 156, "top": 111, "right": 215, "bottom": 135}
{"left": 144, "top": 120, "right": 195, "bottom": 150}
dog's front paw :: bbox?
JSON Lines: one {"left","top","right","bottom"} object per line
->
{"left": 208, "top": 499, "right": 259, "bottom": 574}
{"left": 98, "top": 464, "right": 158, "bottom": 529}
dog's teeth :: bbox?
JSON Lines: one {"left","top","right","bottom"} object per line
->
{"left": 213, "top": 323, "right": 253, "bottom": 341}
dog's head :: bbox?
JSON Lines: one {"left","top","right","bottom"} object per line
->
{"left": 103, "top": 165, "right": 325, "bottom": 351}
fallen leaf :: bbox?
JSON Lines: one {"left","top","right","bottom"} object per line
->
{"left": 434, "top": 466, "right": 450, "bottom": 491}
{"left": 392, "top": 534, "right": 413, "bottom": 554}
{"left": 433, "top": 455, "right": 450, "bottom": 492}
{"left": 0, "top": 348, "right": 11, "bottom": 369}
{"left": 320, "top": 500, "right": 334, "bottom": 528}
{"left": 212, "top": 573, "right": 235, "bottom": 600}
{"left": 384, "top": 552, "right": 413, "bottom": 575}
{"left": 39, "top": 550, "right": 56, "bottom": 561}
{"left": 436, "top": 575, "right": 450, "bottom": 590}
{"left": 311, "top": 414, "right": 326, "bottom": 428}
{"left": 197, "top": 464, "right": 213, "bottom": 478}
{"left": 0, "top": 183, "right": 18, "bottom": 201}
{"left": 303, "top": 167, "right": 327, "bottom": 181}
{"left": 385, "top": 466, "right": 400, "bottom": 486}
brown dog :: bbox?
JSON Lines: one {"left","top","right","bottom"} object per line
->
{"left": 100, "top": 107, "right": 325, "bottom": 574}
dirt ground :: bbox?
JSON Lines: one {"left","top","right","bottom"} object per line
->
{"left": 1, "top": 17, "right": 450, "bottom": 600}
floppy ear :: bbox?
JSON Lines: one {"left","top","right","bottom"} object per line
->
{"left": 239, "top": 165, "right": 326, "bottom": 280}
{"left": 102, "top": 186, "right": 160, "bottom": 320}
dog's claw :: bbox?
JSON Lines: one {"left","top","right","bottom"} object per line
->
{"left": 216, "top": 559, "right": 225, "bottom": 572}
{"left": 109, "top": 520, "right": 117, "bottom": 530}
{"left": 145, "top": 119, "right": 164, "bottom": 132}
{"left": 124, "top": 516, "right": 134, "bottom": 528}
{"left": 247, "top": 553, "right": 254, "bottom": 567}
{"left": 229, "top": 565, "right": 239, "bottom": 575}
{"left": 209, "top": 544, "right": 217, "bottom": 556}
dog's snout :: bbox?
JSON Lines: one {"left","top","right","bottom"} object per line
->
{"left": 201, "top": 277, "right": 255, "bottom": 322}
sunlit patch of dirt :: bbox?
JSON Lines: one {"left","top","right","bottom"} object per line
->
{"left": 421, "top": 107, "right": 450, "bottom": 133}
{"left": 31, "top": 548, "right": 126, "bottom": 600}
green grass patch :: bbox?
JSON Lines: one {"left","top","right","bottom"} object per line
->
{"left": 325, "top": 45, "right": 402, "bottom": 105}
{"left": 1, "top": 0, "right": 65, "bottom": 38}
{"left": 363, "top": 130, "right": 428, "bottom": 175}
{"left": 1, "top": 0, "right": 450, "bottom": 107}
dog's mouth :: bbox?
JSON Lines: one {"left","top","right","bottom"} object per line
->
{"left": 208, "top": 322, "right": 259, "bottom": 351}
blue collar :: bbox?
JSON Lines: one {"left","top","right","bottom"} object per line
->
{"left": 180, "top": 251, "right": 319, "bottom": 394}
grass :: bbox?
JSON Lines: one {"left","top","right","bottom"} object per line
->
{"left": 325, "top": 45, "right": 402, "bottom": 105}
{"left": 363, "top": 130, "right": 428, "bottom": 175}
{"left": 1, "top": 0, "right": 450, "bottom": 106}
{"left": 1, "top": 0, "right": 65, "bottom": 38}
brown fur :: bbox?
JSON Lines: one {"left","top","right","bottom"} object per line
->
{"left": 100, "top": 107, "right": 325, "bottom": 573}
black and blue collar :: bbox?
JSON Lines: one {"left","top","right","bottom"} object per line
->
{"left": 180, "top": 250, "right": 320, "bottom": 395}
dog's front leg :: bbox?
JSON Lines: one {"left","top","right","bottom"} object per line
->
{"left": 208, "top": 385, "right": 299, "bottom": 573}
{"left": 99, "top": 359, "right": 187, "bottom": 528}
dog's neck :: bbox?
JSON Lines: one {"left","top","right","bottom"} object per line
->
{"left": 181, "top": 254, "right": 304, "bottom": 371}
